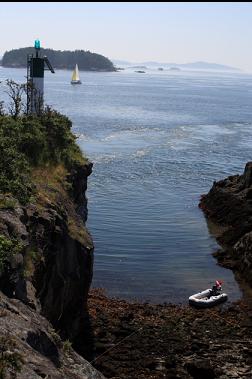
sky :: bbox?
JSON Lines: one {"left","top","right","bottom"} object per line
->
{"left": 1, "top": 2, "right": 252, "bottom": 72}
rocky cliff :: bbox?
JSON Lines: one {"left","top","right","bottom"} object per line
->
{"left": 0, "top": 156, "right": 105, "bottom": 377}
{"left": 0, "top": 109, "right": 106, "bottom": 379}
{"left": 199, "top": 162, "right": 252, "bottom": 287}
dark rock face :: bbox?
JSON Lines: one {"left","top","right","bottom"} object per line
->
{"left": 199, "top": 162, "right": 252, "bottom": 286}
{"left": 0, "top": 291, "right": 105, "bottom": 379}
{"left": 0, "top": 161, "right": 96, "bottom": 358}
{"left": 185, "top": 359, "right": 215, "bottom": 379}
{"left": 27, "top": 201, "right": 94, "bottom": 353}
{"left": 67, "top": 161, "right": 93, "bottom": 222}
{"left": 26, "top": 330, "right": 60, "bottom": 368}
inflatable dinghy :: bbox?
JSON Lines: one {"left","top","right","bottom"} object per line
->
{"left": 189, "top": 288, "right": 228, "bottom": 308}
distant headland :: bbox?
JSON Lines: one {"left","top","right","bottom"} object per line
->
{"left": 113, "top": 59, "right": 242, "bottom": 73}
{"left": 1, "top": 47, "right": 116, "bottom": 72}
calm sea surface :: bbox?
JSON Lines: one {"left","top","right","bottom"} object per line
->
{"left": 1, "top": 67, "right": 252, "bottom": 303}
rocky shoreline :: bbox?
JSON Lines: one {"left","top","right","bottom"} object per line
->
{"left": 199, "top": 162, "right": 252, "bottom": 288}
{"left": 87, "top": 288, "right": 252, "bottom": 379}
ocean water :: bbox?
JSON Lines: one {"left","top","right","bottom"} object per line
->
{"left": 1, "top": 67, "right": 252, "bottom": 303}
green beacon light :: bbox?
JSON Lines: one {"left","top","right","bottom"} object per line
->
{"left": 34, "top": 39, "right": 40, "bottom": 49}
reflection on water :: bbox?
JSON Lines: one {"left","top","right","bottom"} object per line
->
{"left": 205, "top": 218, "right": 229, "bottom": 240}
{"left": 1, "top": 68, "right": 252, "bottom": 303}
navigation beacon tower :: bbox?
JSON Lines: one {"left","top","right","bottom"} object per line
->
{"left": 27, "top": 39, "right": 55, "bottom": 114}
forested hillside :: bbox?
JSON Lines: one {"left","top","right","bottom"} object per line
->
{"left": 1, "top": 47, "right": 116, "bottom": 71}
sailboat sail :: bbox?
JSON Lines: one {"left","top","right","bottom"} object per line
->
{"left": 71, "top": 64, "right": 81, "bottom": 83}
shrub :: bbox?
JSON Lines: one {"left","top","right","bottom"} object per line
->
{"left": 0, "top": 335, "right": 23, "bottom": 378}
{"left": 0, "top": 235, "right": 23, "bottom": 275}
{"left": 0, "top": 196, "right": 18, "bottom": 210}
{"left": 62, "top": 339, "right": 72, "bottom": 353}
{"left": 0, "top": 99, "right": 87, "bottom": 204}
{"left": 0, "top": 131, "right": 32, "bottom": 205}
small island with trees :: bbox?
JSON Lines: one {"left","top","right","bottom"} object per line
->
{"left": 1, "top": 47, "right": 116, "bottom": 72}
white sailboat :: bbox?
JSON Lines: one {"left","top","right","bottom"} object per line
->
{"left": 71, "top": 64, "right": 82, "bottom": 84}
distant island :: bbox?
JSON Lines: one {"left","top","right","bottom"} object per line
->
{"left": 1, "top": 47, "right": 116, "bottom": 72}
{"left": 113, "top": 59, "right": 242, "bottom": 72}
{"left": 130, "top": 65, "right": 147, "bottom": 69}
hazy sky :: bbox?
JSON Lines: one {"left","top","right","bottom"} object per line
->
{"left": 1, "top": 2, "right": 252, "bottom": 71}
